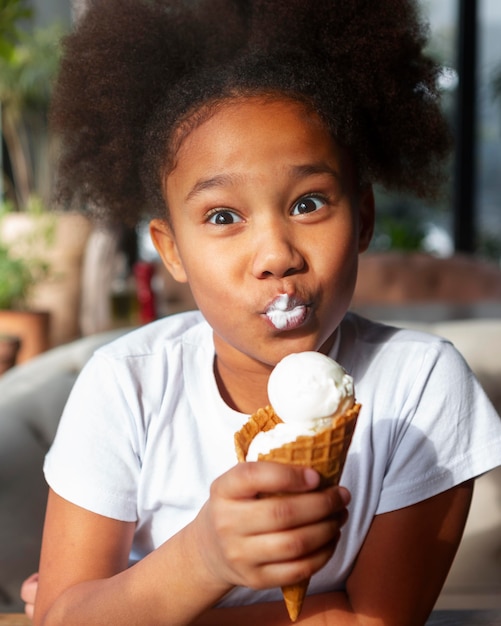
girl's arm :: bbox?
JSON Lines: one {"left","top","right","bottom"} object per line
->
{"left": 193, "top": 479, "right": 474, "bottom": 626}
{"left": 34, "top": 470, "right": 472, "bottom": 626}
{"left": 34, "top": 489, "right": 234, "bottom": 626}
{"left": 34, "top": 462, "right": 347, "bottom": 626}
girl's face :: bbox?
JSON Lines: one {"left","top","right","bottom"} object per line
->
{"left": 151, "top": 97, "right": 374, "bottom": 374}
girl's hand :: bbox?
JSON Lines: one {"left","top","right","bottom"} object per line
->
{"left": 20, "top": 572, "right": 39, "bottom": 619}
{"left": 194, "top": 461, "right": 350, "bottom": 592}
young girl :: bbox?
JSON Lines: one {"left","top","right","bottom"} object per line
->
{"left": 23, "top": 1, "right": 501, "bottom": 624}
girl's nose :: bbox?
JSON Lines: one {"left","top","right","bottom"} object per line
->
{"left": 251, "top": 226, "right": 305, "bottom": 278}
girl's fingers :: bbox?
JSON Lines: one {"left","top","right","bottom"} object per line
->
{"left": 20, "top": 572, "right": 39, "bottom": 619}
{"left": 20, "top": 572, "right": 39, "bottom": 603}
{"left": 238, "top": 516, "right": 341, "bottom": 566}
{"left": 261, "top": 536, "right": 340, "bottom": 589}
{"left": 234, "top": 487, "right": 348, "bottom": 536}
{"left": 212, "top": 463, "right": 350, "bottom": 535}
{"left": 199, "top": 462, "right": 351, "bottom": 589}
{"left": 214, "top": 461, "right": 321, "bottom": 500}
{"left": 223, "top": 521, "right": 342, "bottom": 590}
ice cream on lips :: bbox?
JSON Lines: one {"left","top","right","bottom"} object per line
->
{"left": 246, "top": 351, "right": 355, "bottom": 461}
{"left": 265, "top": 293, "right": 307, "bottom": 330}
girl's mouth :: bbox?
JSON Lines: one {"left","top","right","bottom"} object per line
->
{"left": 264, "top": 293, "right": 309, "bottom": 331}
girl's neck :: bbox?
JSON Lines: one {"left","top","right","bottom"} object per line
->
{"left": 213, "top": 354, "right": 271, "bottom": 415}
{"left": 212, "top": 331, "right": 339, "bottom": 415}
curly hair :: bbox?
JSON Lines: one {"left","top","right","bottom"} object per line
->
{"left": 50, "top": 0, "right": 451, "bottom": 226}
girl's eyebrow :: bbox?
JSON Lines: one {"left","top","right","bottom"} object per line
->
{"left": 185, "top": 173, "right": 243, "bottom": 202}
{"left": 185, "top": 162, "right": 341, "bottom": 202}
{"left": 289, "top": 163, "right": 342, "bottom": 182}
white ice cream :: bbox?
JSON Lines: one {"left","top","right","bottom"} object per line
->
{"left": 246, "top": 351, "right": 355, "bottom": 461}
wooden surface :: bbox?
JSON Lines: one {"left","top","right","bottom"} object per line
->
{"left": 426, "top": 611, "right": 501, "bottom": 625}
{"left": 0, "top": 615, "right": 31, "bottom": 625}
{"left": 1, "top": 609, "right": 500, "bottom": 625}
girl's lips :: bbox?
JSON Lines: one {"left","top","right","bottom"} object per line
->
{"left": 264, "top": 293, "right": 310, "bottom": 331}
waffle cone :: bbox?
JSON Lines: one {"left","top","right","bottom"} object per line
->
{"left": 234, "top": 402, "right": 360, "bottom": 621}
{"left": 280, "top": 580, "right": 308, "bottom": 622}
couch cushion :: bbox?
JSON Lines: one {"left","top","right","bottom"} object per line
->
{"left": 0, "top": 329, "right": 128, "bottom": 612}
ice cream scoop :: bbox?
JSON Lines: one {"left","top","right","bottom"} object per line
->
{"left": 246, "top": 352, "right": 355, "bottom": 461}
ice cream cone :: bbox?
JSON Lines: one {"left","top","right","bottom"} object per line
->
{"left": 234, "top": 402, "right": 360, "bottom": 621}
{"left": 234, "top": 405, "right": 283, "bottom": 463}
{"left": 281, "top": 581, "right": 308, "bottom": 622}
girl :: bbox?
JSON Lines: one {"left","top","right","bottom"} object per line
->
{"left": 24, "top": 1, "right": 501, "bottom": 624}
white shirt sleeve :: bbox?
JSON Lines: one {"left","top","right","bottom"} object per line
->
{"left": 375, "top": 338, "right": 501, "bottom": 514}
{"left": 44, "top": 351, "right": 143, "bottom": 522}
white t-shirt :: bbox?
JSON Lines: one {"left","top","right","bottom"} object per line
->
{"left": 44, "top": 311, "right": 501, "bottom": 607}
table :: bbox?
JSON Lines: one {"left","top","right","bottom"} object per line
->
{"left": 426, "top": 610, "right": 501, "bottom": 625}
{"left": 1, "top": 610, "right": 500, "bottom": 625}
{"left": 0, "top": 615, "right": 30, "bottom": 625}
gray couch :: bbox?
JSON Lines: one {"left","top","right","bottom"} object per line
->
{"left": 0, "top": 320, "right": 500, "bottom": 613}
{"left": 0, "top": 328, "right": 127, "bottom": 612}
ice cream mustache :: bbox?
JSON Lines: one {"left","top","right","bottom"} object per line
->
{"left": 265, "top": 293, "right": 307, "bottom": 330}
{"left": 246, "top": 351, "right": 355, "bottom": 460}
{"left": 234, "top": 351, "right": 360, "bottom": 621}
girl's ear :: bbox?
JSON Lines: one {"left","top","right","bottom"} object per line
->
{"left": 149, "top": 219, "right": 188, "bottom": 283}
{"left": 358, "top": 184, "right": 375, "bottom": 253}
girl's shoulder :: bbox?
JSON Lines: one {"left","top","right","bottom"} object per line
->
{"left": 338, "top": 312, "right": 457, "bottom": 364}
{"left": 337, "top": 312, "right": 475, "bottom": 400}
{"left": 94, "top": 309, "right": 208, "bottom": 362}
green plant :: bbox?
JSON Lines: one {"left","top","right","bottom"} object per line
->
{"left": 0, "top": 0, "right": 32, "bottom": 60}
{"left": 0, "top": 241, "right": 41, "bottom": 308}
{"left": 0, "top": 196, "right": 54, "bottom": 309}
{"left": 0, "top": 3, "right": 67, "bottom": 208}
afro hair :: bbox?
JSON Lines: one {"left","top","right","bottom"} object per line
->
{"left": 50, "top": 0, "right": 451, "bottom": 226}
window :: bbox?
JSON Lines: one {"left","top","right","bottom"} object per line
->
{"left": 478, "top": 0, "right": 501, "bottom": 259}
{"left": 371, "top": 0, "right": 501, "bottom": 263}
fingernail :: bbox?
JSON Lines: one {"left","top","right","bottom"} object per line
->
{"left": 303, "top": 468, "right": 320, "bottom": 487}
{"left": 339, "top": 486, "right": 351, "bottom": 505}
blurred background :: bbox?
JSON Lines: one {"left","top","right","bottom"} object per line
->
{"left": 375, "top": 0, "right": 501, "bottom": 261}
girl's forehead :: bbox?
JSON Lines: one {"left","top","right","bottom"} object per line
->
{"left": 164, "top": 94, "right": 356, "bottom": 204}
{"left": 168, "top": 94, "right": 333, "bottom": 168}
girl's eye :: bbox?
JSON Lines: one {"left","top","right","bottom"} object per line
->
{"left": 291, "top": 195, "right": 326, "bottom": 216}
{"left": 207, "top": 209, "right": 242, "bottom": 225}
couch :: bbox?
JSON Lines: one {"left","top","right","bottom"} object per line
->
{"left": 0, "top": 328, "right": 127, "bottom": 612}
{"left": 0, "top": 319, "right": 500, "bottom": 613}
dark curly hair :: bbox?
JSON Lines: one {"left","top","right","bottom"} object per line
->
{"left": 50, "top": 0, "right": 451, "bottom": 226}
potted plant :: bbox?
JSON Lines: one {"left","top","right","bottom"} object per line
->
{"left": 0, "top": 240, "right": 46, "bottom": 309}
{"left": 0, "top": 4, "right": 95, "bottom": 353}
{"left": 0, "top": 332, "right": 21, "bottom": 374}
{"left": 0, "top": 200, "right": 52, "bottom": 310}
{"left": 0, "top": 233, "right": 31, "bottom": 372}
{"left": 0, "top": 197, "right": 53, "bottom": 366}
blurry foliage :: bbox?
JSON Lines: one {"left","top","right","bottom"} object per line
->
{"left": 0, "top": 196, "right": 55, "bottom": 309}
{"left": 0, "top": 2, "right": 67, "bottom": 209}
{"left": 370, "top": 187, "right": 446, "bottom": 253}
{"left": 476, "top": 231, "right": 501, "bottom": 263}
{"left": 0, "top": 20, "right": 64, "bottom": 109}
{"left": 0, "top": 0, "right": 32, "bottom": 60}
{"left": 0, "top": 241, "right": 46, "bottom": 309}
{"left": 371, "top": 216, "right": 426, "bottom": 252}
